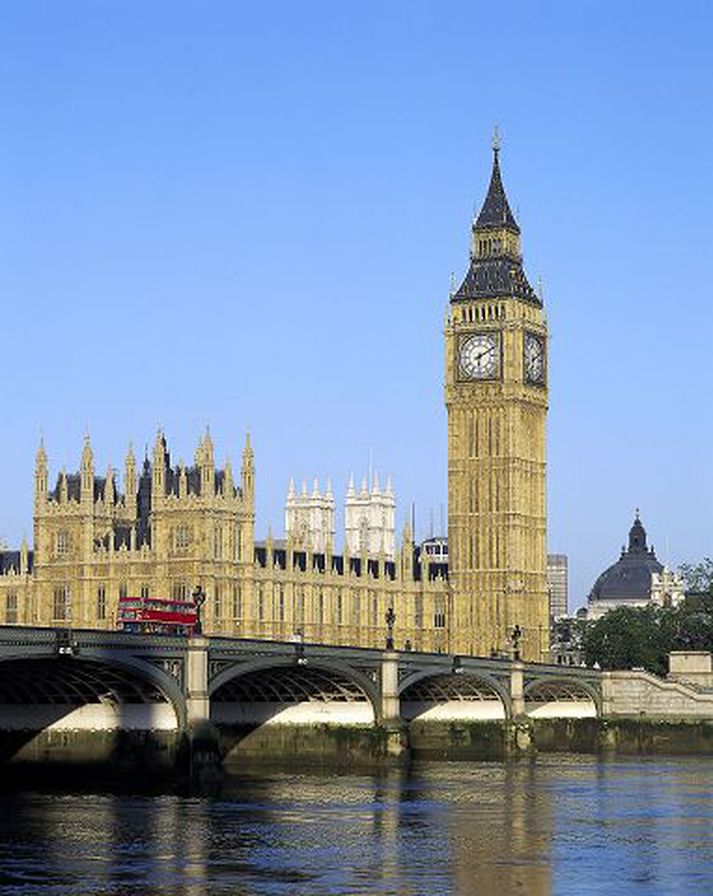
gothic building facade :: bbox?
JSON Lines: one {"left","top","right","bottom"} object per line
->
{"left": 0, "top": 430, "right": 450, "bottom": 653}
{"left": 0, "top": 142, "right": 549, "bottom": 659}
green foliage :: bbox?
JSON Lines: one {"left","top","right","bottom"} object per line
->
{"left": 583, "top": 595, "right": 713, "bottom": 675}
{"left": 583, "top": 558, "right": 713, "bottom": 674}
{"left": 582, "top": 606, "right": 674, "bottom": 675}
{"left": 679, "top": 558, "right": 713, "bottom": 595}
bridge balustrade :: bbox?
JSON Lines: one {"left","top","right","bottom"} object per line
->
{"left": 0, "top": 626, "right": 605, "bottom": 768}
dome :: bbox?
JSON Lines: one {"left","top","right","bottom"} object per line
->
{"left": 589, "top": 512, "right": 663, "bottom": 604}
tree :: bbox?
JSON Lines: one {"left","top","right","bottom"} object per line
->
{"left": 678, "top": 558, "right": 713, "bottom": 595}
{"left": 582, "top": 606, "right": 675, "bottom": 676}
{"left": 583, "top": 596, "right": 713, "bottom": 676}
{"left": 668, "top": 594, "right": 713, "bottom": 651}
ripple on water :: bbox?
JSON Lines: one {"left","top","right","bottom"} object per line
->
{"left": 1, "top": 759, "right": 713, "bottom": 894}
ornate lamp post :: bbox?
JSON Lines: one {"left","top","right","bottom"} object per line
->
{"left": 511, "top": 624, "right": 522, "bottom": 661}
{"left": 192, "top": 585, "right": 206, "bottom": 636}
{"left": 385, "top": 606, "right": 396, "bottom": 650}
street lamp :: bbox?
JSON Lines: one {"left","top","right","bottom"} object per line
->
{"left": 56, "top": 628, "right": 77, "bottom": 657}
{"left": 192, "top": 585, "right": 206, "bottom": 635}
{"left": 385, "top": 606, "right": 395, "bottom": 650}
{"left": 293, "top": 629, "right": 307, "bottom": 665}
{"left": 511, "top": 624, "right": 522, "bottom": 661}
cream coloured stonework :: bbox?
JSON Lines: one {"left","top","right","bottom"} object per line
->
{"left": 0, "top": 431, "right": 450, "bottom": 654}
{"left": 445, "top": 168, "right": 549, "bottom": 661}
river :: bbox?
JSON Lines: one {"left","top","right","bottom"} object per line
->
{"left": 1, "top": 757, "right": 712, "bottom": 895}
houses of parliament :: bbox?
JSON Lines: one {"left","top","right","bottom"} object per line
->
{"left": 0, "top": 141, "right": 550, "bottom": 660}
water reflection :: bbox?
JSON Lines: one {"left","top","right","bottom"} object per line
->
{"left": 1, "top": 758, "right": 713, "bottom": 894}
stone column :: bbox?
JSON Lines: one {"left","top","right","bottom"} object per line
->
{"left": 600, "top": 671, "right": 613, "bottom": 718}
{"left": 379, "top": 651, "right": 408, "bottom": 758}
{"left": 186, "top": 636, "right": 210, "bottom": 724}
{"left": 508, "top": 660, "right": 534, "bottom": 755}
{"left": 510, "top": 660, "right": 525, "bottom": 718}
{"left": 183, "top": 636, "right": 221, "bottom": 780}
{"left": 379, "top": 651, "right": 400, "bottom": 724}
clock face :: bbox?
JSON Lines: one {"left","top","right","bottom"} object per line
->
{"left": 524, "top": 332, "right": 546, "bottom": 384}
{"left": 459, "top": 333, "right": 500, "bottom": 380}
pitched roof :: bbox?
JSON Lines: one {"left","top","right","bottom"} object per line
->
{"left": 475, "top": 149, "right": 520, "bottom": 233}
{"left": 454, "top": 256, "right": 539, "bottom": 303}
{"left": 452, "top": 146, "right": 540, "bottom": 306}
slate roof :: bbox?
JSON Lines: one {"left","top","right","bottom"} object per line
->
{"left": 0, "top": 550, "right": 33, "bottom": 574}
{"left": 453, "top": 148, "right": 540, "bottom": 306}
{"left": 589, "top": 514, "right": 664, "bottom": 603}
{"left": 51, "top": 473, "right": 81, "bottom": 502}
{"left": 251, "top": 547, "right": 397, "bottom": 580}
{"left": 454, "top": 256, "right": 539, "bottom": 304}
{"left": 413, "top": 544, "right": 450, "bottom": 581}
{"left": 475, "top": 149, "right": 520, "bottom": 233}
{"left": 50, "top": 473, "right": 119, "bottom": 504}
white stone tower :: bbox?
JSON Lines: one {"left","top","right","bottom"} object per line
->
{"left": 284, "top": 478, "right": 335, "bottom": 552}
{"left": 344, "top": 474, "right": 395, "bottom": 560}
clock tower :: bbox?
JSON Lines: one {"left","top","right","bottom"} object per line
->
{"left": 445, "top": 136, "right": 549, "bottom": 660}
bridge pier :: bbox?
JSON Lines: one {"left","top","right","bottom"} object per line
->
{"left": 509, "top": 660, "right": 534, "bottom": 754}
{"left": 184, "top": 637, "right": 221, "bottom": 780}
{"left": 379, "top": 651, "right": 409, "bottom": 758}
{"left": 600, "top": 671, "right": 613, "bottom": 717}
{"left": 510, "top": 660, "right": 525, "bottom": 718}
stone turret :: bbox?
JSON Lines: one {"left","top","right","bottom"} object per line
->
{"left": 124, "top": 444, "right": 137, "bottom": 517}
{"left": 241, "top": 433, "right": 254, "bottom": 504}
{"left": 399, "top": 518, "right": 414, "bottom": 582}
{"left": 345, "top": 472, "right": 396, "bottom": 560}
{"left": 80, "top": 435, "right": 94, "bottom": 506}
{"left": 59, "top": 470, "right": 68, "bottom": 503}
{"left": 152, "top": 430, "right": 167, "bottom": 499}
{"left": 34, "top": 438, "right": 48, "bottom": 506}
{"left": 223, "top": 459, "right": 234, "bottom": 497}
{"left": 285, "top": 476, "right": 335, "bottom": 553}
{"left": 201, "top": 427, "right": 214, "bottom": 497}
{"left": 104, "top": 465, "right": 115, "bottom": 507}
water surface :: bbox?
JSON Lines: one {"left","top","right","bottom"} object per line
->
{"left": 1, "top": 757, "right": 712, "bottom": 895}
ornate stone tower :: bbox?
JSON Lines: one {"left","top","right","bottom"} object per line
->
{"left": 285, "top": 478, "right": 335, "bottom": 553}
{"left": 445, "top": 135, "right": 549, "bottom": 659}
{"left": 345, "top": 474, "right": 396, "bottom": 560}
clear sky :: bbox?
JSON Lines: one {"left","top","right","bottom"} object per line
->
{"left": 0, "top": 1, "right": 711, "bottom": 608}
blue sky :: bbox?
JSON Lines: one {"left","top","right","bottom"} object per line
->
{"left": 0, "top": 1, "right": 711, "bottom": 607}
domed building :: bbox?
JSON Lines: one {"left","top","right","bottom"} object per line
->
{"left": 587, "top": 512, "right": 683, "bottom": 620}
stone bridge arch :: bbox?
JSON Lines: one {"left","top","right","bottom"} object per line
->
{"left": 0, "top": 646, "right": 186, "bottom": 727}
{"left": 0, "top": 650, "right": 186, "bottom": 767}
{"left": 209, "top": 657, "right": 380, "bottom": 728}
{"left": 399, "top": 668, "right": 512, "bottom": 722}
{"left": 524, "top": 677, "right": 601, "bottom": 718}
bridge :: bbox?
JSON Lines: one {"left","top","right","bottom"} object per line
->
{"left": 0, "top": 625, "right": 608, "bottom": 772}
{"left": 5, "top": 626, "right": 713, "bottom": 771}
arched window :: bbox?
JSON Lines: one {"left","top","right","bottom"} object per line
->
{"left": 56, "top": 531, "right": 69, "bottom": 556}
{"left": 96, "top": 587, "right": 106, "bottom": 621}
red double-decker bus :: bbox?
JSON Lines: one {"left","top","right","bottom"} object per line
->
{"left": 117, "top": 594, "right": 198, "bottom": 636}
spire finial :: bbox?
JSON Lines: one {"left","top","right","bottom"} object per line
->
{"left": 492, "top": 124, "right": 501, "bottom": 155}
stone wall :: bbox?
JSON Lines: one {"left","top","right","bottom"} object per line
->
{"left": 604, "top": 670, "right": 713, "bottom": 718}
